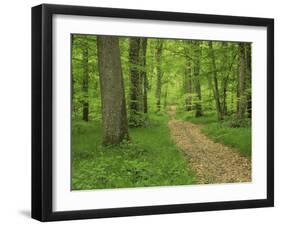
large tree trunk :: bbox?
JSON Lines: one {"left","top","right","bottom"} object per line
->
{"left": 97, "top": 36, "right": 129, "bottom": 145}
{"left": 238, "top": 43, "right": 246, "bottom": 119}
{"left": 140, "top": 38, "right": 148, "bottom": 114}
{"left": 156, "top": 40, "right": 163, "bottom": 112}
{"left": 82, "top": 37, "right": 89, "bottom": 121}
{"left": 193, "top": 41, "right": 203, "bottom": 117}
{"left": 209, "top": 41, "right": 223, "bottom": 120}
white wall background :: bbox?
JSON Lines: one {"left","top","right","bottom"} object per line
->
{"left": 0, "top": 0, "right": 278, "bottom": 225}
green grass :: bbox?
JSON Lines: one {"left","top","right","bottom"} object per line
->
{"left": 176, "top": 110, "right": 251, "bottom": 158}
{"left": 71, "top": 113, "right": 196, "bottom": 190}
{"left": 176, "top": 111, "right": 218, "bottom": 124}
{"left": 201, "top": 123, "right": 251, "bottom": 157}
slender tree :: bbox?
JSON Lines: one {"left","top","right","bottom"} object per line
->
{"left": 82, "top": 36, "right": 89, "bottom": 121}
{"left": 209, "top": 41, "right": 223, "bottom": 120}
{"left": 163, "top": 84, "right": 168, "bottom": 109}
{"left": 245, "top": 43, "right": 252, "bottom": 118}
{"left": 193, "top": 41, "right": 203, "bottom": 117}
{"left": 156, "top": 40, "right": 163, "bottom": 112}
{"left": 237, "top": 42, "right": 246, "bottom": 118}
{"left": 71, "top": 34, "right": 75, "bottom": 115}
{"left": 220, "top": 43, "right": 237, "bottom": 117}
{"left": 148, "top": 41, "right": 155, "bottom": 90}
{"left": 140, "top": 38, "right": 148, "bottom": 114}
{"left": 220, "top": 42, "right": 228, "bottom": 116}
{"left": 97, "top": 36, "right": 129, "bottom": 145}
{"left": 183, "top": 41, "right": 193, "bottom": 111}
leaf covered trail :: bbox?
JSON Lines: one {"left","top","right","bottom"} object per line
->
{"left": 167, "top": 106, "right": 251, "bottom": 184}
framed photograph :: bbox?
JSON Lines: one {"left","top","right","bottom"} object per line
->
{"left": 32, "top": 4, "right": 274, "bottom": 221}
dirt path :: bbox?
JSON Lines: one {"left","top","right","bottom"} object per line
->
{"left": 167, "top": 106, "right": 251, "bottom": 184}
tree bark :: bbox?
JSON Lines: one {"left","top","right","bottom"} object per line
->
{"left": 209, "top": 41, "right": 223, "bottom": 120}
{"left": 184, "top": 42, "right": 193, "bottom": 111}
{"left": 156, "top": 40, "right": 163, "bottom": 112}
{"left": 163, "top": 84, "right": 168, "bottom": 109}
{"left": 193, "top": 41, "right": 203, "bottom": 117}
{"left": 140, "top": 38, "right": 148, "bottom": 114}
{"left": 82, "top": 37, "right": 89, "bottom": 121}
{"left": 236, "top": 62, "right": 240, "bottom": 113}
{"left": 129, "top": 37, "right": 145, "bottom": 126}
{"left": 97, "top": 36, "right": 129, "bottom": 145}
{"left": 148, "top": 42, "right": 155, "bottom": 90}
{"left": 221, "top": 43, "right": 237, "bottom": 116}
{"left": 238, "top": 43, "right": 246, "bottom": 118}
{"left": 245, "top": 43, "right": 252, "bottom": 118}
{"left": 221, "top": 42, "right": 228, "bottom": 116}
{"left": 71, "top": 34, "right": 75, "bottom": 116}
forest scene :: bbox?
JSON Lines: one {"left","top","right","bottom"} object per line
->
{"left": 71, "top": 34, "right": 252, "bottom": 190}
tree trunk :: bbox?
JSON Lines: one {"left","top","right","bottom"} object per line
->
{"left": 184, "top": 42, "right": 193, "bottom": 111}
{"left": 236, "top": 63, "right": 240, "bottom": 113}
{"left": 163, "top": 84, "right": 168, "bottom": 109}
{"left": 71, "top": 34, "right": 75, "bottom": 116}
{"left": 140, "top": 38, "right": 148, "bottom": 114}
{"left": 156, "top": 40, "right": 163, "bottom": 112}
{"left": 148, "top": 41, "right": 155, "bottom": 90}
{"left": 245, "top": 43, "right": 252, "bottom": 118}
{"left": 221, "top": 42, "right": 228, "bottom": 116}
{"left": 209, "top": 41, "right": 223, "bottom": 120}
{"left": 128, "top": 38, "right": 144, "bottom": 126}
{"left": 221, "top": 43, "right": 237, "bottom": 117}
{"left": 193, "top": 41, "right": 203, "bottom": 117}
{"left": 82, "top": 37, "right": 89, "bottom": 121}
{"left": 238, "top": 43, "right": 246, "bottom": 118}
{"left": 97, "top": 36, "right": 129, "bottom": 145}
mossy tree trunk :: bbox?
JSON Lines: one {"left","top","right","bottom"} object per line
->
{"left": 97, "top": 36, "right": 129, "bottom": 145}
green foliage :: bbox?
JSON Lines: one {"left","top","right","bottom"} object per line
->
{"left": 176, "top": 111, "right": 218, "bottom": 124}
{"left": 128, "top": 110, "right": 147, "bottom": 127}
{"left": 72, "top": 114, "right": 196, "bottom": 190}
{"left": 176, "top": 110, "right": 251, "bottom": 158}
{"left": 71, "top": 35, "right": 252, "bottom": 189}
{"left": 202, "top": 123, "right": 251, "bottom": 158}
{"left": 225, "top": 117, "right": 251, "bottom": 128}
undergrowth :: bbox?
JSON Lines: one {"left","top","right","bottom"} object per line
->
{"left": 72, "top": 113, "right": 196, "bottom": 190}
{"left": 176, "top": 110, "right": 251, "bottom": 158}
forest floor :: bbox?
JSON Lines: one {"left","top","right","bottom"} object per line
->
{"left": 167, "top": 106, "right": 251, "bottom": 184}
{"left": 71, "top": 113, "right": 196, "bottom": 190}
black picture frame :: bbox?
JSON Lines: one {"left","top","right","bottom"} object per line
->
{"left": 32, "top": 3, "right": 274, "bottom": 222}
